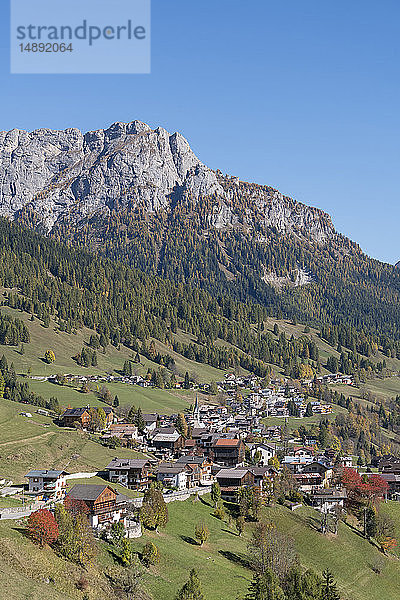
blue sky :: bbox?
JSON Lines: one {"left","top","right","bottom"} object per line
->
{"left": 1, "top": 1, "right": 399, "bottom": 263}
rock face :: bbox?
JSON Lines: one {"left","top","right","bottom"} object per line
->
{"left": 0, "top": 120, "right": 334, "bottom": 242}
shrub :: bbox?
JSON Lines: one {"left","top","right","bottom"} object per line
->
{"left": 27, "top": 509, "right": 59, "bottom": 547}
{"left": 142, "top": 541, "right": 160, "bottom": 567}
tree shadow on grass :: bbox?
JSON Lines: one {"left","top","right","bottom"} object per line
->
{"left": 105, "top": 544, "right": 124, "bottom": 566}
{"left": 11, "top": 526, "right": 30, "bottom": 539}
{"left": 305, "top": 515, "right": 321, "bottom": 531}
{"left": 221, "top": 527, "right": 238, "bottom": 536}
{"left": 223, "top": 501, "right": 240, "bottom": 519}
{"left": 180, "top": 535, "right": 198, "bottom": 546}
{"left": 219, "top": 550, "right": 251, "bottom": 570}
{"left": 199, "top": 496, "right": 212, "bottom": 508}
{"left": 343, "top": 519, "right": 368, "bottom": 540}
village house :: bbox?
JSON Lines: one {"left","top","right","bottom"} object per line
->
{"left": 249, "top": 443, "right": 276, "bottom": 465}
{"left": 101, "top": 423, "right": 139, "bottom": 446}
{"left": 379, "top": 459, "right": 400, "bottom": 474}
{"left": 176, "top": 456, "right": 214, "bottom": 485}
{"left": 156, "top": 463, "right": 188, "bottom": 490}
{"left": 59, "top": 407, "right": 91, "bottom": 428}
{"left": 380, "top": 473, "right": 400, "bottom": 498}
{"left": 248, "top": 466, "right": 277, "bottom": 493}
{"left": 309, "top": 488, "right": 347, "bottom": 513}
{"left": 302, "top": 460, "right": 333, "bottom": 485}
{"left": 105, "top": 458, "right": 150, "bottom": 490}
{"left": 66, "top": 484, "right": 126, "bottom": 528}
{"left": 212, "top": 438, "right": 245, "bottom": 467}
{"left": 294, "top": 472, "right": 324, "bottom": 492}
{"left": 60, "top": 406, "right": 114, "bottom": 428}
{"left": 25, "top": 469, "right": 69, "bottom": 500}
{"left": 143, "top": 413, "right": 158, "bottom": 432}
{"left": 281, "top": 455, "right": 314, "bottom": 473}
{"left": 215, "top": 468, "right": 254, "bottom": 501}
{"left": 151, "top": 429, "right": 184, "bottom": 456}
{"left": 340, "top": 456, "right": 354, "bottom": 468}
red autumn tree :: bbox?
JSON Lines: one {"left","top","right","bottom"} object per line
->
{"left": 364, "top": 474, "right": 388, "bottom": 502}
{"left": 341, "top": 467, "right": 362, "bottom": 491}
{"left": 64, "top": 496, "right": 90, "bottom": 517}
{"left": 27, "top": 509, "right": 59, "bottom": 547}
{"left": 341, "top": 468, "right": 388, "bottom": 510}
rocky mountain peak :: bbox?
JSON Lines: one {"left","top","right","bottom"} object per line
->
{"left": 0, "top": 119, "right": 334, "bottom": 242}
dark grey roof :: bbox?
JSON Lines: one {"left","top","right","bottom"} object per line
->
{"left": 216, "top": 468, "right": 248, "bottom": 479}
{"left": 62, "top": 407, "right": 88, "bottom": 417}
{"left": 157, "top": 462, "right": 186, "bottom": 474}
{"left": 143, "top": 413, "right": 158, "bottom": 422}
{"left": 157, "top": 466, "right": 186, "bottom": 474}
{"left": 67, "top": 484, "right": 112, "bottom": 501}
{"left": 152, "top": 427, "right": 177, "bottom": 435}
{"left": 25, "top": 469, "right": 69, "bottom": 478}
{"left": 248, "top": 466, "right": 277, "bottom": 476}
{"left": 311, "top": 488, "right": 347, "bottom": 500}
{"left": 116, "top": 492, "right": 132, "bottom": 504}
{"left": 176, "top": 456, "right": 207, "bottom": 465}
{"left": 62, "top": 406, "right": 113, "bottom": 417}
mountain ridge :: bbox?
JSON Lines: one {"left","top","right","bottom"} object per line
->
{"left": 0, "top": 120, "right": 334, "bottom": 243}
{"left": 1, "top": 120, "right": 400, "bottom": 341}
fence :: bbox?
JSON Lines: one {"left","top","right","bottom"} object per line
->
{"left": 0, "top": 501, "right": 43, "bottom": 520}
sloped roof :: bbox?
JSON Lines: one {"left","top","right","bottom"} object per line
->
{"left": 61, "top": 407, "right": 89, "bottom": 418}
{"left": 153, "top": 432, "right": 180, "bottom": 442}
{"left": 105, "top": 458, "right": 149, "bottom": 470}
{"left": 214, "top": 438, "right": 241, "bottom": 447}
{"left": 216, "top": 468, "right": 248, "bottom": 479}
{"left": 25, "top": 469, "right": 69, "bottom": 478}
{"left": 67, "top": 484, "right": 114, "bottom": 501}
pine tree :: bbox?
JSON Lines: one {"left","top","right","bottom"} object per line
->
{"left": 176, "top": 569, "right": 205, "bottom": 600}
{"left": 365, "top": 506, "right": 377, "bottom": 539}
{"left": 176, "top": 413, "right": 188, "bottom": 437}
{"left": 128, "top": 405, "right": 137, "bottom": 422}
{"left": 195, "top": 521, "right": 209, "bottom": 546}
{"left": 135, "top": 407, "right": 145, "bottom": 432}
{"left": 321, "top": 570, "right": 340, "bottom": 600}
{"left": 183, "top": 371, "right": 190, "bottom": 389}
{"left": 211, "top": 481, "right": 221, "bottom": 507}
{"left": 245, "top": 570, "right": 285, "bottom": 600}
{"left": 0, "top": 372, "right": 4, "bottom": 399}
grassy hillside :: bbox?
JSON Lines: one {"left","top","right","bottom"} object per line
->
{"left": 1, "top": 497, "right": 399, "bottom": 600}
{"left": 27, "top": 379, "right": 198, "bottom": 415}
{"left": 133, "top": 499, "right": 400, "bottom": 600}
{"left": 0, "top": 398, "right": 146, "bottom": 481}
{"left": 262, "top": 403, "right": 347, "bottom": 431}
{"left": 0, "top": 518, "right": 116, "bottom": 600}
{"left": 0, "top": 304, "right": 225, "bottom": 383}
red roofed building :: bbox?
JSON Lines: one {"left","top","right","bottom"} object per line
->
{"left": 212, "top": 438, "right": 245, "bottom": 467}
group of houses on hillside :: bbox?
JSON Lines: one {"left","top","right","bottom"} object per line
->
{"left": 18, "top": 368, "right": 359, "bottom": 534}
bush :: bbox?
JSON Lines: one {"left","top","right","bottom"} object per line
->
{"left": 27, "top": 509, "right": 59, "bottom": 547}
{"left": 195, "top": 521, "right": 209, "bottom": 546}
{"left": 142, "top": 541, "right": 160, "bottom": 567}
{"left": 213, "top": 506, "right": 225, "bottom": 520}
